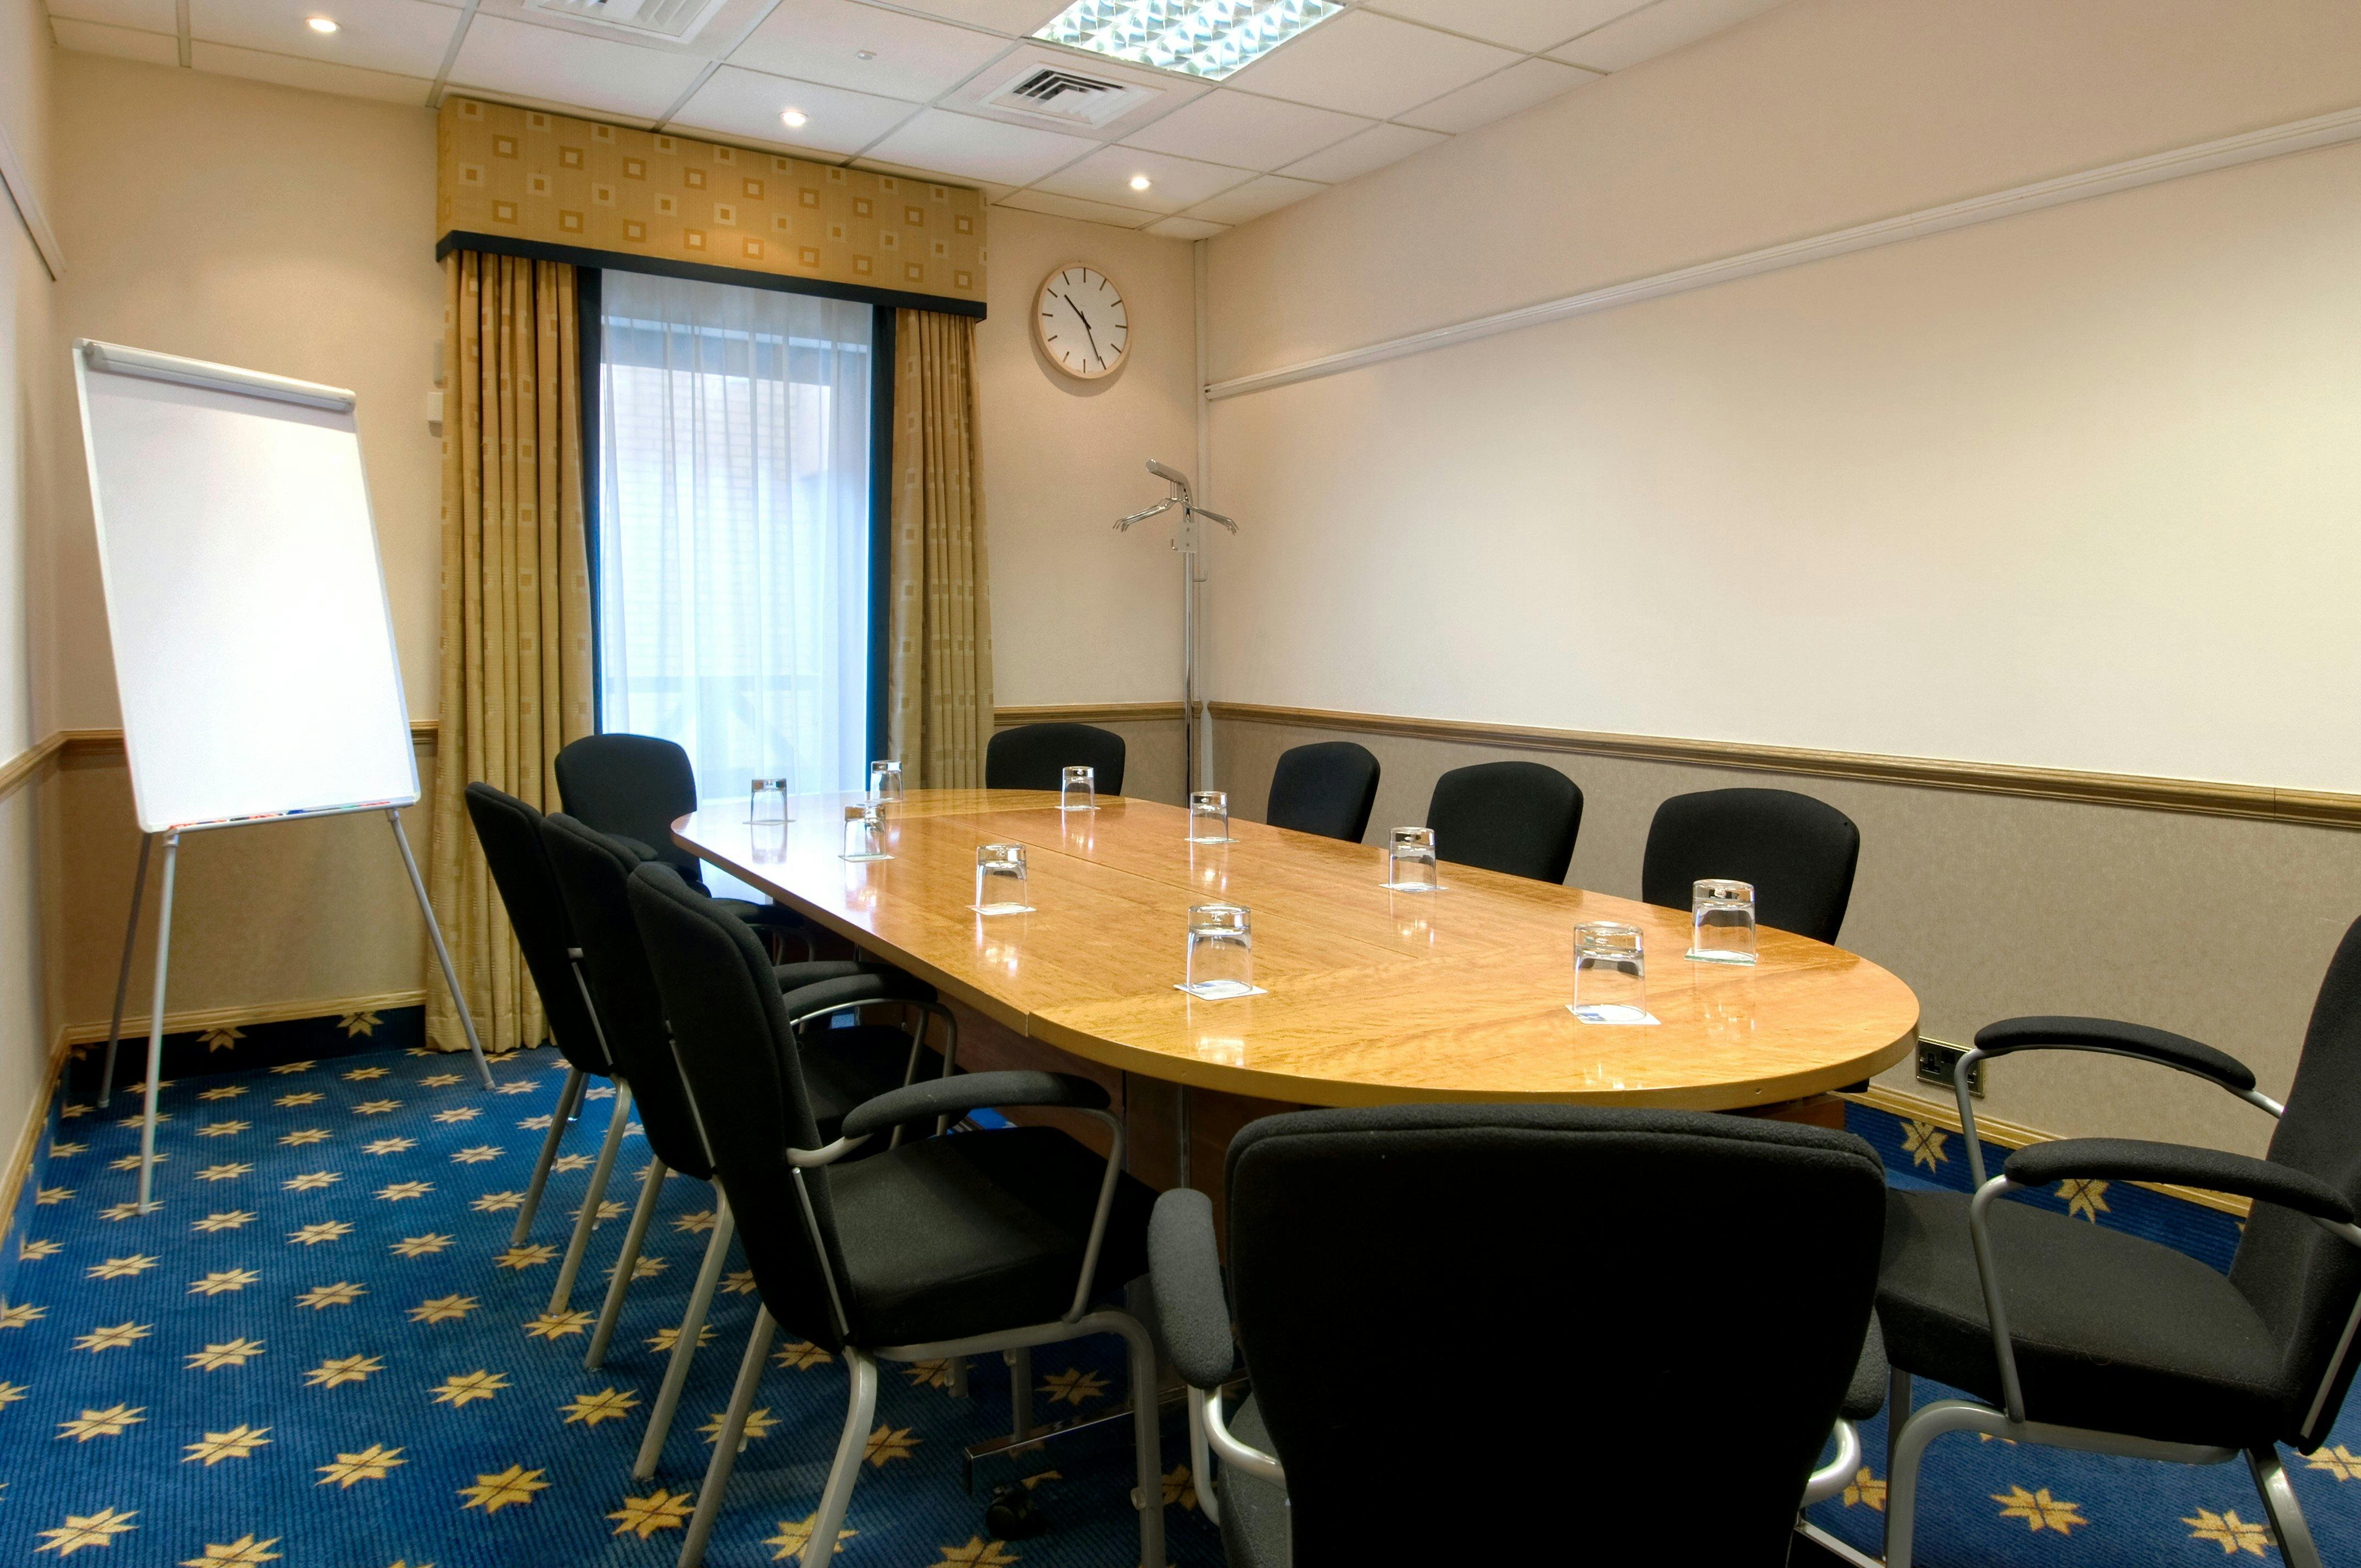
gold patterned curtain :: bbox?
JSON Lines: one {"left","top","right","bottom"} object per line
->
{"left": 888, "top": 309, "right": 994, "bottom": 787}
{"left": 425, "top": 252, "right": 595, "bottom": 1053}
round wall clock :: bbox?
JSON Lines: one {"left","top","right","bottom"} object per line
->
{"left": 1035, "top": 263, "right": 1129, "bottom": 380}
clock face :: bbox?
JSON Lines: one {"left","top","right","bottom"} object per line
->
{"left": 1036, "top": 264, "right": 1129, "bottom": 380}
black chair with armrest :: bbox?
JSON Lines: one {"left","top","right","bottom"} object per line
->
{"left": 985, "top": 721, "right": 1127, "bottom": 795}
{"left": 627, "top": 861, "right": 1167, "bottom": 1568}
{"left": 460, "top": 783, "right": 617, "bottom": 1251}
{"left": 1640, "top": 787, "right": 1861, "bottom": 945}
{"left": 1152, "top": 1104, "right": 1887, "bottom": 1565}
{"left": 1424, "top": 759, "right": 1582, "bottom": 883}
{"left": 1876, "top": 913, "right": 2361, "bottom": 1568}
{"left": 1265, "top": 741, "right": 1379, "bottom": 843}
{"left": 538, "top": 810, "right": 955, "bottom": 1479}
{"left": 553, "top": 732, "right": 813, "bottom": 956}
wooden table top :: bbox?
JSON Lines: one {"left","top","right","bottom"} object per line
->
{"left": 675, "top": 790, "right": 1919, "bottom": 1110}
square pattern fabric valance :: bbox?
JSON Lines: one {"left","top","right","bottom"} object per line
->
{"left": 436, "top": 97, "right": 986, "bottom": 309}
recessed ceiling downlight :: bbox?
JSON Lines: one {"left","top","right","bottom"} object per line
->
{"left": 780, "top": 108, "right": 809, "bottom": 128}
{"left": 1033, "top": 0, "right": 1342, "bottom": 82}
{"left": 307, "top": 15, "right": 338, "bottom": 32}
{"left": 1129, "top": 174, "right": 1152, "bottom": 190}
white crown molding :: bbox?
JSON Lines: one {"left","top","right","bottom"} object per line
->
{"left": 1206, "top": 102, "right": 2361, "bottom": 402}
{"left": 0, "top": 115, "right": 61, "bottom": 280}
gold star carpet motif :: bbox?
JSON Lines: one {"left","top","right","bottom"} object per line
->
{"left": 764, "top": 1512, "right": 857, "bottom": 1559}
{"left": 1993, "top": 1484, "right": 2088, "bottom": 1534}
{"left": 2185, "top": 1507, "right": 2273, "bottom": 1555}
{"left": 457, "top": 1464, "right": 549, "bottom": 1514}
{"left": 183, "top": 1424, "right": 271, "bottom": 1465}
{"left": 609, "top": 1488, "right": 695, "bottom": 1539}
{"left": 317, "top": 1443, "right": 406, "bottom": 1488}
{"left": 180, "top": 1533, "right": 282, "bottom": 1565}
{"left": 34, "top": 1506, "right": 137, "bottom": 1556}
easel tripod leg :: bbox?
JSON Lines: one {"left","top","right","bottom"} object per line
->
{"left": 135, "top": 832, "right": 179, "bottom": 1213}
{"left": 388, "top": 809, "right": 494, "bottom": 1089}
{"left": 97, "top": 833, "right": 154, "bottom": 1109}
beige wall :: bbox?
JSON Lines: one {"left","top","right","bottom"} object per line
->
{"left": 1, "top": 0, "right": 58, "bottom": 1207}
{"left": 1196, "top": 0, "right": 2361, "bottom": 1148}
{"left": 977, "top": 210, "right": 1200, "bottom": 709}
{"left": 33, "top": 55, "right": 1203, "bottom": 1036}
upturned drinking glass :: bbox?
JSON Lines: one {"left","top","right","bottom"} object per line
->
{"left": 868, "top": 760, "right": 904, "bottom": 806}
{"left": 1180, "top": 903, "right": 1259, "bottom": 1000}
{"left": 1688, "top": 878, "right": 1759, "bottom": 965}
{"left": 1188, "top": 790, "right": 1233, "bottom": 844}
{"left": 973, "top": 843, "right": 1032, "bottom": 914}
{"left": 1571, "top": 921, "right": 1654, "bottom": 1025}
{"left": 1060, "top": 765, "right": 1096, "bottom": 813}
{"left": 748, "top": 778, "right": 788, "bottom": 826}
{"left": 1383, "top": 826, "right": 1440, "bottom": 892}
{"left": 841, "top": 803, "right": 891, "bottom": 862}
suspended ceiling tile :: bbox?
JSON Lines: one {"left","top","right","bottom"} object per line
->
{"left": 46, "top": 0, "right": 176, "bottom": 32}
{"left": 1179, "top": 171, "right": 1324, "bottom": 226}
{"left": 1034, "top": 144, "right": 1254, "bottom": 214}
{"left": 1118, "top": 88, "right": 1370, "bottom": 173}
{"left": 189, "top": 0, "right": 463, "bottom": 78}
{"left": 191, "top": 39, "right": 434, "bottom": 101}
{"left": 864, "top": 106, "right": 1101, "bottom": 185}
{"left": 1364, "top": 0, "right": 1650, "bottom": 53}
{"left": 671, "top": 64, "right": 922, "bottom": 155}
{"left": 1143, "top": 213, "right": 1229, "bottom": 239}
{"left": 1397, "top": 57, "right": 1597, "bottom": 134}
{"left": 47, "top": 14, "right": 178, "bottom": 61}
{"left": 1223, "top": 9, "right": 1520, "bottom": 120}
{"left": 730, "top": 0, "right": 1016, "bottom": 102}
{"left": 879, "top": 0, "right": 1068, "bottom": 36}
{"left": 450, "top": 14, "right": 711, "bottom": 119}
{"left": 1275, "top": 119, "right": 1445, "bottom": 183}
{"left": 1549, "top": 0, "right": 1789, "bottom": 72}
{"left": 996, "top": 187, "right": 1157, "bottom": 229}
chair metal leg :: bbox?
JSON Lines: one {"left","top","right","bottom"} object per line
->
{"left": 1886, "top": 1366, "right": 1911, "bottom": 1477}
{"left": 679, "top": 1306, "right": 779, "bottom": 1568}
{"left": 512, "top": 1067, "right": 586, "bottom": 1246}
{"left": 800, "top": 1349, "right": 880, "bottom": 1568}
{"left": 547, "top": 1080, "right": 633, "bottom": 1317}
{"left": 1883, "top": 1398, "right": 1944, "bottom": 1568}
{"left": 1008, "top": 1346, "right": 1033, "bottom": 1440}
{"left": 133, "top": 831, "right": 182, "bottom": 1212}
{"left": 95, "top": 833, "right": 153, "bottom": 1109}
{"left": 635, "top": 1197, "right": 735, "bottom": 1479}
{"left": 945, "top": 1355, "right": 967, "bottom": 1398}
{"left": 586, "top": 1155, "right": 668, "bottom": 1369}
{"left": 2249, "top": 1446, "right": 2326, "bottom": 1568}
{"left": 1112, "top": 1311, "right": 1168, "bottom": 1568}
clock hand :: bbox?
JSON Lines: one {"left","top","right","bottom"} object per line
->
{"left": 1059, "top": 292, "right": 1094, "bottom": 334}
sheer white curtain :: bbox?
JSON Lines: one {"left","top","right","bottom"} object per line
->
{"left": 595, "top": 271, "right": 873, "bottom": 808}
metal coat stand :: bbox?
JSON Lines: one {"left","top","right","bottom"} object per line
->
{"left": 95, "top": 809, "right": 495, "bottom": 1211}
{"left": 1116, "top": 459, "right": 1237, "bottom": 797}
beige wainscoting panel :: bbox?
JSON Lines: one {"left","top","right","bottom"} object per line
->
{"left": 436, "top": 98, "right": 985, "bottom": 308}
{"left": 1214, "top": 707, "right": 2361, "bottom": 1159}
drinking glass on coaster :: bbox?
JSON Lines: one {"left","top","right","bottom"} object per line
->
{"left": 1060, "top": 766, "right": 1096, "bottom": 813}
{"left": 1688, "top": 878, "right": 1758, "bottom": 965}
{"left": 1187, "top": 790, "right": 1234, "bottom": 844}
{"left": 1570, "top": 921, "right": 1657, "bottom": 1025}
{"left": 841, "top": 803, "right": 891, "bottom": 863}
{"left": 867, "top": 760, "right": 904, "bottom": 806}
{"left": 749, "top": 777, "right": 788, "bottom": 826}
{"left": 1382, "top": 826, "right": 1440, "bottom": 892}
{"left": 1178, "top": 903, "right": 1264, "bottom": 1000}
{"left": 972, "top": 843, "right": 1033, "bottom": 915}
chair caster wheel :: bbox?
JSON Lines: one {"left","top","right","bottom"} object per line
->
{"left": 986, "top": 1484, "right": 1045, "bottom": 1539}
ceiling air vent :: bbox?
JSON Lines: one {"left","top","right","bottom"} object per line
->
{"left": 524, "top": 0, "right": 731, "bottom": 45}
{"left": 983, "top": 63, "right": 1159, "bottom": 128}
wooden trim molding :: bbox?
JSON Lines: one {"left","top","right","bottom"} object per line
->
{"left": 1849, "top": 1083, "right": 2249, "bottom": 1219}
{"left": 52, "top": 721, "right": 440, "bottom": 767}
{"left": 0, "top": 733, "right": 65, "bottom": 804}
{"left": 994, "top": 702, "right": 1187, "bottom": 727}
{"left": 1210, "top": 701, "right": 2361, "bottom": 830}
{"left": 1207, "top": 103, "right": 2361, "bottom": 401}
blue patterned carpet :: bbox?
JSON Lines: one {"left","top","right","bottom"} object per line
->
{"left": 1, "top": 1030, "right": 2357, "bottom": 1566}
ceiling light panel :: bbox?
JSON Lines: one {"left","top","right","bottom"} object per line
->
{"left": 1034, "top": 0, "right": 1343, "bottom": 82}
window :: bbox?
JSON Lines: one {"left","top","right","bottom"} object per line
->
{"left": 592, "top": 270, "right": 876, "bottom": 803}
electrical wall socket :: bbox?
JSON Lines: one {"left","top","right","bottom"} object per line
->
{"left": 1916, "top": 1036, "right": 1984, "bottom": 1097}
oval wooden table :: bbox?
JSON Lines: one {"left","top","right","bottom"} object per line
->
{"left": 674, "top": 789, "right": 1918, "bottom": 1183}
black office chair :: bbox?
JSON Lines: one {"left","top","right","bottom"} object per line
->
{"left": 539, "top": 812, "right": 954, "bottom": 1477}
{"left": 986, "top": 721, "right": 1127, "bottom": 794}
{"left": 627, "top": 861, "right": 1167, "bottom": 1568}
{"left": 1424, "top": 760, "right": 1582, "bottom": 883}
{"left": 1152, "top": 1104, "right": 1887, "bottom": 1564}
{"left": 1265, "top": 741, "right": 1379, "bottom": 842}
{"left": 1876, "top": 913, "right": 2361, "bottom": 1568}
{"left": 460, "top": 783, "right": 616, "bottom": 1252}
{"left": 1640, "top": 787, "right": 1862, "bottom": 944}
{"left": 553, "top": 732, "right": 812, "bottom": 955}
